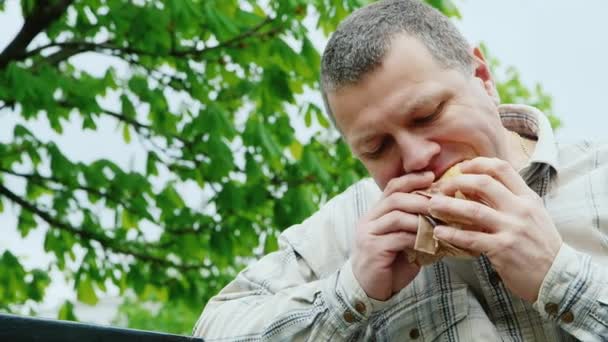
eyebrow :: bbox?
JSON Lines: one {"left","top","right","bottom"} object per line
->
{"left": 351, "top": 93, "right": 439, "bottom": 151}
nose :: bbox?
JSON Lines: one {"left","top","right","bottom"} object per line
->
{"left": 397, "top": 134, "right": 439, "bottom": 174}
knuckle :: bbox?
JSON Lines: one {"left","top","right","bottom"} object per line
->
{"left": 499, "top": 233, "right": 517, "bottom": 250}
{"left": 491, "top": 157, "right": 503, "bottom": 165}
{"left": 469, "top": 202, "right": 485, "bottom": 221}
{"left": 397, "top": 213, "right": 411, "bottom": 229}
{"left": 384, "top": 178, "right": 398, "bottom": 195}
{"left": 385, "top": 177, "right": 409, "bottom": 194}
{"left": 518, "top": 197, "right": 539, "bottom": 216}
{"left": 444, "top": 228, "right": 457, "bottom": 240}
{"left": 385, "top": 173, "right": 431, "bottom": 195}
{"left": 458, "top": 232, "right": 475, "bottom": 249}
{"left": 495, "top": 159, "right": 512, "bottom": 174}
{"left": 385, "top": 193, "right": 401, "bottom": 208}
{"left": 386, "top": 192, "right": 412, "bottom": 210}
{"left": 397, "top": 231, "right": 414, "bottom": 246}
{"left": 387, "top": 211, "right": 402, "bottom": 227}
{"left": 448, "top": 229, "right": 469, "bottom": 247}
{"left": 357, "top": 233, "right": 373, "bottom": 251}
{"left": 477, "top": 174, "right": 494, "bottom": 188}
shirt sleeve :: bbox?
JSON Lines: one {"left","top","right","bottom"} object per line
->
{"left": 533, "top": 242, "right": 608, "bottom": 342}
{"left": 192, "top": 241, "right": 375, "bottom": 340}
{"left": 192, "top": 182, "right": 380, "bottom": 341}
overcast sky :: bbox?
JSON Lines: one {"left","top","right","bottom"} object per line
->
{"left": 1, "top": 0, "right": 608, "bottom": 323}
{"left": 456, "top": 0, "right": 608, "bottom": 142}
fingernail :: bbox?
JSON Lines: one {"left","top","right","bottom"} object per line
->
{"left": 434, "top": 226, "right": 448, "bottom": 238}
{"left": 428, "top": 182, "right": 442, "bottom": 193}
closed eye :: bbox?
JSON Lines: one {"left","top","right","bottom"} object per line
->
{"left": 413, "top": 101, "right": 445, "bottom": 125}
{"left": 364, "top": 138, "right": 391, "bottom": 159}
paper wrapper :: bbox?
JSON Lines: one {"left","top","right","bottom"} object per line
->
{"left": 405, "top": 165, "right": 475, "bottom": 266}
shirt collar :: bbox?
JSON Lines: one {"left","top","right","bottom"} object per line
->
{"left": 498, "top": 104, "right": 559, "bottom": 172}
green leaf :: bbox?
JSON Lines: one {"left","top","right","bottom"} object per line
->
{"left": 304, "top": 110, "right": 312, "bottom": 127}
{"left": 77, "top": 275, "right": 98, "bottom": 305}
{"left": 160, "top": 186, "right": 185, "bottom": 208}
{"left": 121, "top": 210, "right": 138, "bottom": 230}
{"left": 120, "top": 94, "right": 136, "bottom": 119}
{"left": 122, "top": 124, "right": 132, "bottom": 143}
{"left": 289, "top": 141, "right": 303, "bottom": 160}
{"left": 146, "top": 152, "right": 159, "bottom": 176}
{"left": 58, "top": 301, "right": 78, "bottom": 321}
{"left": 425, "top": 0, "right": 461, "bottom": 18}
{"left": 313, "top": 104, "right": 330, "bottom": 128}
{"left": 82, "top": 114, "right": 97, "bottom": 130}
{"left": 264, "top": 232, "right": 278, "bottom": 253}
{"left": 17, "top": 209, "right": 37, "bottom": 238}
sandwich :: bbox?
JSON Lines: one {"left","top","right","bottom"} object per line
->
{"left": 406, "top": 163, "right": 475, "bottom": 266}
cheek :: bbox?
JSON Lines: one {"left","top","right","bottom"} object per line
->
{"left": 365, "top": 158, "right": 403, "bottom": 190}
{"left": 438, "top": 104, "right": 502, "bottom": 156}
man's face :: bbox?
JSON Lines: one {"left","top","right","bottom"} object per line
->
{"left": 328, "top": 34, "right": 509, "bottom": 190}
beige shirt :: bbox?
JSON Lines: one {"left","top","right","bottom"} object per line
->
{"left": 194, "top": 104, "right": 608, "bottom": 341}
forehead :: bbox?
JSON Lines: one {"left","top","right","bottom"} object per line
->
{"left": 328, "top": 35, "right": 450, "bottom": 141}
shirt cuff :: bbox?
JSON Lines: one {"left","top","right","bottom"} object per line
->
{"left": 533, "top": 243, "right": 608, "bottom": 340}
{"left": 321, "top": 258, "right": 375, "bottom": 335}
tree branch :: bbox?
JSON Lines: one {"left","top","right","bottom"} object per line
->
{"left": 0, "top": 0, "right": 74, "bottom": 69}
{"left": 101, "top": 108, "right": 152, "bottom": 132}
{"left": 0, "top": 167, "right": 136, "bottom": 213}
{"left": 0, "top": 183, "right": 206, "bottom": 271}
{"left": 0, "top": 166, "right": 213, "bottom": 240}
{"left": 14, "top": 16, "right": 277, "bottom": 64}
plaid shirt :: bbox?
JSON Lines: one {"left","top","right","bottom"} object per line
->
{"left": 194, "top": 104, "right": 608, "bottom": 341}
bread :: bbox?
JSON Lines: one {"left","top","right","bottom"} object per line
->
{"left": 406, "top": 163, "right": 474, "bottom": 266}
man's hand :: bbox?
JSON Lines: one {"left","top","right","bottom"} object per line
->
{"left": 429, "top": 157, "right": 562, "bottom": 302}
{"left": 351, "top": 171, "right": 434, "bottom": 301}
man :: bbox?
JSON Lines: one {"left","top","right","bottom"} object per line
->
{"left": 194, "top": 0, "right": 608, "bottom": 340}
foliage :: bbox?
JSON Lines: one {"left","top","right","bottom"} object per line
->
{"left": 0, "top": 0, "right": 555, "bottom": 335}
{"left": 480, "top": 43, "right": 560, "bottom": 129}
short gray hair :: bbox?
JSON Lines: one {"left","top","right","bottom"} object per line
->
{"left": 320, "top": 0, "right": 473, "bottom": 123}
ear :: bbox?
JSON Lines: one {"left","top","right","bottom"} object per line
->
{"left": 472, "top": 46, "right": 500, "bottom": 104}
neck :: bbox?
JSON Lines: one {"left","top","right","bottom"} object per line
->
{"left": 505, "top": 129, "right": 535, "bottom": 171}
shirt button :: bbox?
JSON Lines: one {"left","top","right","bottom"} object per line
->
{"left": 343, "top": 310, "right": 356, "bottom": 323}
{"left": 544, "top": 302, "right": 559, "bottom": 316}
{"left": 489, "top": 271, "right": 502, "bottom": 286}
{"left": 354, "top": 301, "right": 366, "bottom": 314}
{"left": 560, "top": 311, "right": 575, "bottom": 323}
{"left": 409, "top": 328, "right": 420, "bottom": 339}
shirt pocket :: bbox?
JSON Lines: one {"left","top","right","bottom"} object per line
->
{"left": 375, "top": 285, "right": 470, "bottom": 341}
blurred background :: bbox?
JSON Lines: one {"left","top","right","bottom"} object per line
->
{"left": 0, "top": 0, "right": 606, "bottom": 335}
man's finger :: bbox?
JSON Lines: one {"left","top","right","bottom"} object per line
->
{"left": 380, "top": 231, "right": 417, "bottom": 252}
{"left": 433, "top": 225, "right": 494, "bottom": 253}
{"left": 429, "top": 195, "right": 507, "bottom": 232}
{"left": 436, "top": 173, "right": 513, "bottom": 210}
{"left": 370, "top": 210, "right": 418, "bottom": 235}
{"left": 458, "top": 157, "right": 533, "bottom": 197}
{"left": 367, "top": 192, "right": 429, "bottom": 221}
{"left": 383, "top": 171, "right": 434, "bottom": 197}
